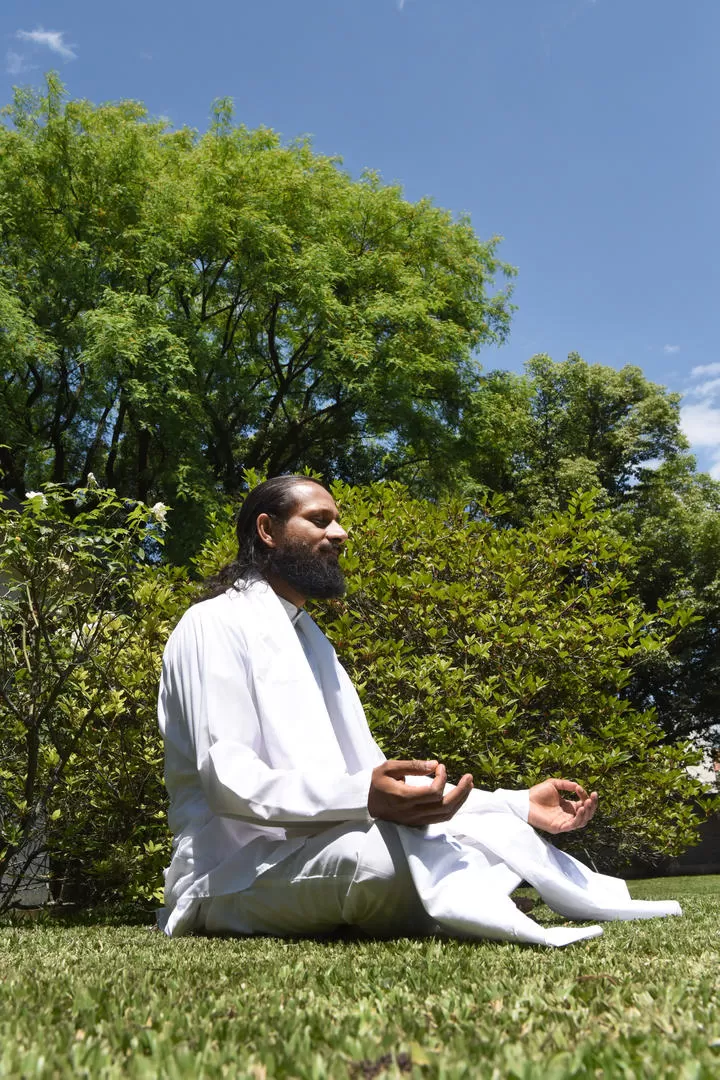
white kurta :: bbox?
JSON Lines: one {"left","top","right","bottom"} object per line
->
{"left": 157, "top": 578, "right": 681, "bottom": 944}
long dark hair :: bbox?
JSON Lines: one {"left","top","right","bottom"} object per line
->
{"left": 200, "top": 475, "right": 325, "bottom": 599}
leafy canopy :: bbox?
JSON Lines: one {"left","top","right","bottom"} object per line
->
{"left": 0, "top": 76, "right": 513, "bottom": 558}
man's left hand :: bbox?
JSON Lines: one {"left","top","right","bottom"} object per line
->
{"left": 527, "top": 778, "right": 598, "bottom": 834}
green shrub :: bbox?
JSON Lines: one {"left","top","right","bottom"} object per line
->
{"left": 45, "top": 564, "right": 194, "bottom": 906}
{"left": 196, "top": 482, "right": 713, "bottom": 872}
{"left": 317, "top": 483, "right": 711, "bottom": 870}
{"left": 1, "top": 481, "right": 713, "bottom": 909}
{"left": 0, "top": 485, "right": 188, "bottom": 910}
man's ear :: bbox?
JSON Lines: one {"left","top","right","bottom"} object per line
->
{"left": 256, "top": 512, "right": 277, "bottom": 549}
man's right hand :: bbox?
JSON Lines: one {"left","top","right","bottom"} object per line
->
{"left": 367, "top": 759, "right": 473, "bottom": 826}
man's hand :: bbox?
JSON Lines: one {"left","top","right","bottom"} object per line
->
{"left": 528, "top": 778, "right": 598, "bottom": 834}
{"left": 368, "top": 760, "right": 473, "bottom": 826}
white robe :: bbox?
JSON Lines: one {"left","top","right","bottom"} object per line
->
{"left": 157, "top": 578, "right": 681, "bottom": 944}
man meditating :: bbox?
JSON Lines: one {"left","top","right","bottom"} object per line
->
{"left": 157, "top": 476, "right": 680, "bottom": 944}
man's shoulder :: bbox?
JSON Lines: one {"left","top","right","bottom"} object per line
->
{"left": 186, "top": 589, "right": 239, "bottom": 618}
{"left": 169, "top": 590, "right": 249, "bottom": 648}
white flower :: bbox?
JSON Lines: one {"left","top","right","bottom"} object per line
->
{"left": 70, "top": 619, "right": 99, "bottom": 650}
{"left": 25, "top": 491, "right": 48, "bottom": 507}
{"left": 86, "top": 472, "right": 99, "bottom": 489}
{"left": 150, "top": 502, "right": 168, "bottom": 524}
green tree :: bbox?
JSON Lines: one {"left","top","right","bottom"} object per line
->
{"left": 456, "top": 354, "right": 718, "bottom": 752}
{"left": 0, "top": 76, "right": 514, "bottom": 558}
{"left": 503, "top": 352, "right": 688, "bottom": 512}
{"left": 617, "top": 458, "right": 720, "bottom": 750}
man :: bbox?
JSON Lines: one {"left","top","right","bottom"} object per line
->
{"left": 157, "top": 476, "right": 680, "bottom": 944}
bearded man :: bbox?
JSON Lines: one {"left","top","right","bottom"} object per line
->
{"left": 157, "top": 476, "right": 680, "bottom": 944}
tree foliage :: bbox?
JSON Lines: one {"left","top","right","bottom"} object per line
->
{"left": 617, "top": 459, "right": 720, "bottom": 749}
{"left": 0, "top": 76, "right": 513, "bottom": 558}
{"left": 468, "top": 352, "right": 689, "bottom": 512}
{"left": 461, "top": 354, "right": 719, "bottom": 752}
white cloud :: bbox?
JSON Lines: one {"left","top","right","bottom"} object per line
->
{"left": 681, "top": 403, "right": 720, "bottom": 448}
{"left": 663, "top": 344, "right": 680, "bottom": 354}
{"left": 5, "top": 49, "right": 31, "bottom": 75}
{"left": 681, "top": 365, "right": 720, "bottom": 475}
{"left": 16, "top": 28, "right": 76, "bottom": 61}
{"left": 690, "top": 378, "right": 720, "bottom": 399}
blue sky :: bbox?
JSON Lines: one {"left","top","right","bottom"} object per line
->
{"left": 2, "top": 0, "right": 718, "bottom": 475}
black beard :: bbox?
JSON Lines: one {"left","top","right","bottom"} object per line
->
{"left": 267, "top": 539, "right": 346, "bottom": 599}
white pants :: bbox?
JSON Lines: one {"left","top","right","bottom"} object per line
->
{"left": 194, "top": 815, "right": 682, "bottom": 947}
{"left": 197, "top": 821, "right": 433, "bottom": 937}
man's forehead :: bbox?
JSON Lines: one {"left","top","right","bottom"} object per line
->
{"left": 292, "top": 484, "right": 339, "bottom": 515}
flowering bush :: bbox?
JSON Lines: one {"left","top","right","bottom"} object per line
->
{"left": 0, "top": 485, "right": 190, "bottom": 910}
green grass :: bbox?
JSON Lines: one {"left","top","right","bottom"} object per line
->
{"left": 1, "top": 877, "right": 718, "bottom": 1079}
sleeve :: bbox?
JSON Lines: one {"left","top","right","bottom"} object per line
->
{"left": 464, "top": 787, "right": 530, "bottom": 822}
{"left": 403, "top": 774, "right": 530, "bottom": 823}
{"left": 160, "top": 608, "right": 373, "bottom": 827}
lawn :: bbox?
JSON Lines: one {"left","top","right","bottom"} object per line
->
{"left": 1, "top": 876, "right": 718, "bottom": 1079}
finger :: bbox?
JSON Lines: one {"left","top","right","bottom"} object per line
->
{"left": 551, "top": 778, "right": 590, "bottom": 801}
{"left": 396, "top": 767, "right": 446, "bottom": 805}
{"left": 440, "top": 773, "right": 474, "bottom": 814}
{"left": 568, "top": 791, "right": 599, "bottom": 825}
{"left": 400, "top": 774, "right": 473, "bottom": 826}
{"left": 568, "top": 806, "right": 589, "bottom": 830}
{"left": 383, "top": 759, "right": 439, "bottom": 779}
{"left": 568, "top": 795, "right": 598, "bottom": 830}
{"left": 393, "top": 765, "right": 448, "bottom": 806}
{"left": 386, "top": 771, "right": 447, "bottom": 806}
{"left": 423, "top": 762, "right": 447, "bottom": 801}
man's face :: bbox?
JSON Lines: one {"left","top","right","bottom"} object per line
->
{"left": 265, "top": 483, "right": 348, "bottom": 600}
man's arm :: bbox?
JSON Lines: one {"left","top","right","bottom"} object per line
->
{"left": 366, "top": 760, "right": 598, "bottom": 834}
{"left": 161, "top": 610, "right": 374, "bottom": 826}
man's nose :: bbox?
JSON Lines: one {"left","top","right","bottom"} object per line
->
{"left": 326, "top": 520, "right": 348, "bottom": 544}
